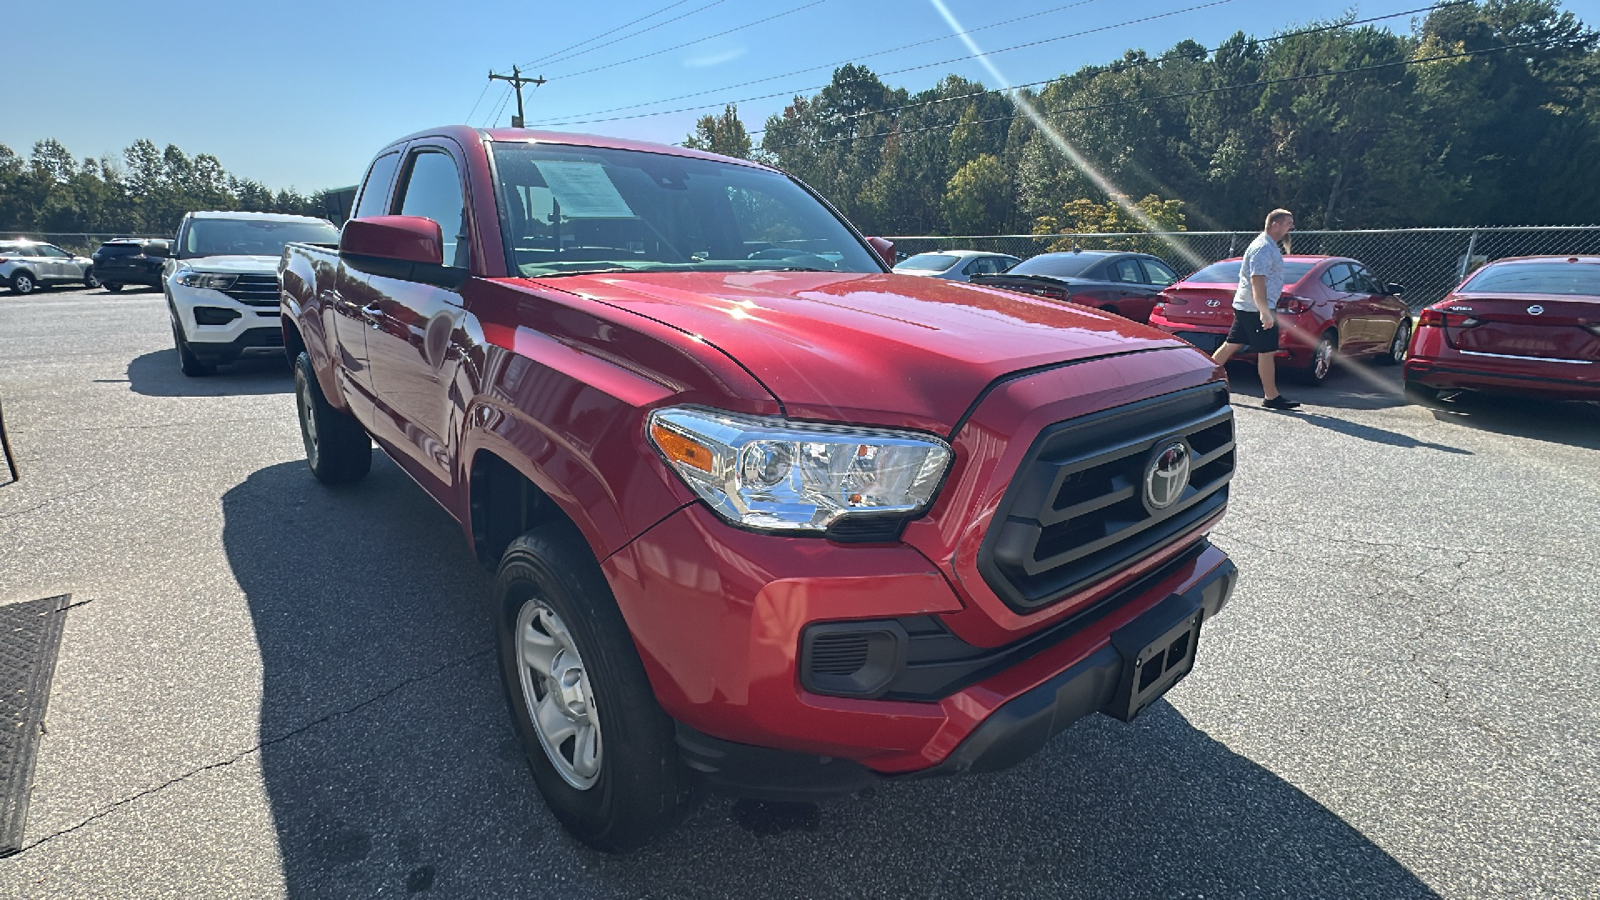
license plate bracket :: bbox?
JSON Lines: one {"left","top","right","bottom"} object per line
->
{"left": 1103, "top": 594, "right": 1203, "bottom": 722}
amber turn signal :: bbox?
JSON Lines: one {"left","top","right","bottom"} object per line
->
{"left": 651, "top": 422, "right": 714, "bottom": 473}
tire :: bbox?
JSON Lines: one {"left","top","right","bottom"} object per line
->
{"left": 171, "top": 320, "right": 217, "bottom": 377}
{"left": 84, "top": 270, "right": 101, "bottom": 289}
{"left": 9, "top": 271, "right": 36, "bottom": 295}
{"left": 1404, "top": 378, "right": 1446, "bottom": 409}
{"left": 1295, "top": 331, "right": 1338, "bottom": 385}
{"left": 1376, "top": 319, "right": 1410, "bottom": 366}
{"left": 496, "top": 525, "right": 692, "bottom": 852}
{"left": 293, "top": 351, "right": 372, "bottom": 484}
{"left": 105, "top": 282, "right": 124, "bottom": 292}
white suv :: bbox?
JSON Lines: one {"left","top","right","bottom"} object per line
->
{"left": 158, "top": 211, "right": 338, "bottom": 376}
{"left": 1, "top": 240, "right": 99, "bottom": 294}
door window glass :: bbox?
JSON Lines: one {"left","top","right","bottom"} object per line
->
{"left": 398, "top": 150, "right": 468, "bottom": 268}
{"left": 1141, "top": 258, "right": 1178, "bottom": 285}
{"left": 1109, "top": 258, "right": 1143, "bottom": 283}
{"left": 354, "top": 152, "right": 402, "bottom": 220}
{"left": 1350, "top": 264, "right": 1380, "bottom": 293}
{"left": 38, "top": 245, "right": 71, "bottom": 258}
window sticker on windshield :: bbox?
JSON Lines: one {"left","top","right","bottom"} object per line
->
{"left": 532, "top": 161, "right": 636, "bottom": 219}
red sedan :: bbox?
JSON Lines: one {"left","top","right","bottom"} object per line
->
{"left": 1147, "top": 255, "right": 1412, "bottom": 384}
{"left": 1405, "top": 255, "right": 1600, "bottom": 404}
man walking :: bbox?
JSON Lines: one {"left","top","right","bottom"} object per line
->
{"left": 1214, "top": 209, "right": 1300, "bottom": 410}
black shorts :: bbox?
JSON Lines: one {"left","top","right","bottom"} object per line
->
{"left": 1226, "top": 309, "right": 1280, "bottom": 353}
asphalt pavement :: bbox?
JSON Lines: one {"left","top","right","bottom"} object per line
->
{"left": 1, "top": 286, "right": 1596, "bottom": 898}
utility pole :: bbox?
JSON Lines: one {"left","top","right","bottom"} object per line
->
{"left": 488, "top": 66, "right": 546, "bottom": 128}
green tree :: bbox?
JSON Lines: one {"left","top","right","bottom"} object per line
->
{"left": 683, "top": 104, "right": 753, "bottom": 159}
{"left": 942, "top": 154, "right": 1011, "bottom": 234}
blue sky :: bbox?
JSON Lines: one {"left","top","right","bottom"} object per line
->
{"left": 4, "top": 0, "right": 1597, "bottom": 193}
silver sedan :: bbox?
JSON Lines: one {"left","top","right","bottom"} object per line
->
{"left": 892, "top": 250, "right": 1021, "bottom": 281}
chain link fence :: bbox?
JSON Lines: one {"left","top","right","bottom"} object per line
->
{"left": 3, "top": 232, "right": 170, "bottom": 255}
{"left": 887, "top": 227, "right": 1600, "bottom": 309}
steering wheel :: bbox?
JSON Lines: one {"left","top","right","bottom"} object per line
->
{"left": 745, "top": 247, "right": 837, "bottom": 270}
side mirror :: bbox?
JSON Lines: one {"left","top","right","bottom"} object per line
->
{"left": 866, "top": 236, "right": 895, "bottom": 269}
{"left": 340, "top": 215, "right": 443, "bottom": 266}
{"left": 1385, "top": 282, "right": 1405, "bottom": 295}
{"left": 143, "top": 240, "right": 170, "bottom": 258}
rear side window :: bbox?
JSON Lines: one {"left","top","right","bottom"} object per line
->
{"left": 1462, "top": 262, "right": 1600, "bottom": 295}
{"left": 354, "top": 152, "right": 402, "bottom": 220}
{"left": 98, "top": 243, "right": 140, "bottom": 256}
{"left": 397, "top": 150, "right": 468, "bottom": 268}
{"left": 1186, "top": 260, "right": 1316, "bottom": 284}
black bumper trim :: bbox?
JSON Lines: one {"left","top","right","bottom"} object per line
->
{"left": 189, "top": 327, "right": 284, "bottom": 361}
{"left": 677, "top": 557, "right": 1236, "bottom": 799}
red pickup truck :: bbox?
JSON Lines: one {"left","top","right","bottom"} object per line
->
{"left": 279, "top": 126, "right": 1239, "bottom": 851}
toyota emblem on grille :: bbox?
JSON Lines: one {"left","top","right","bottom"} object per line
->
{"left": 1527, "top": 304, "right": 1545, "bottom": 315}
{"left": 1206, "top": 299, "right": 1221, "bottom": 307}
{"left": 1143, "top": 440, "right": 1191, "bottom": 511}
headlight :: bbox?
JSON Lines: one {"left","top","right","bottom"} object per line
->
{"left": 176, "top": 271, "right": 238, "bottom": 290}
{"left": 647, "top": 407, "right": 953, "bottom": 533}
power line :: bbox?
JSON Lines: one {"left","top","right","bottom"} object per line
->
{"left": 522, "top": 0, "right": 698, "bottom": 69}
{"left": 551, "top": 1, "right": 829, "bottom": 81}
{"left": 531, "top": 0, "right": 1225, "bottom": 128}
{"left": 465, "top": 79, "right": 493, "bottom": 123}
{"left": 486, "top": 85, "right": 515, "bottom": 127}
{"left": 759, "top": 35, "right": 1583, "bottom": 152}
{"left": 527, "top": 0, "right": 1111, "bottom": 125}
{"left": 751, "top": 0, "right": 1470, "bottom": 136}
{"left": 524, "top": 0, "right": 732, "bottom": 71}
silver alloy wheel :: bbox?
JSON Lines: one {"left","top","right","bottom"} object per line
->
{"left": 515, "top": 599, "right": 603, "bottom": 790}
{"left": 12, "top": 273, "right": 34, "bottom": 294}
{"left": 1313, "top": 337, "right": 1334, "bottom": 380}
{"left": 296, "top": 374, "right": 321, "bottom": 468}
{"left": 1391, "top": 321, "right": 1410, "bottom": 362}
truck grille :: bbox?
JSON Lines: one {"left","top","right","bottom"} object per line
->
{"left": 221, "top": 274, "right": 281, "bottom": 307}
{"left": 978, "top": 384, "right": 1234, "bottom": 612}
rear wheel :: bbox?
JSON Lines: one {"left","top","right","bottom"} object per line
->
{"left": 9, "top": 271, "right": 36, "bottom": 295}
{"left": 105, "top": 282, "right": 124, "bottom": 292}
{"left": 1295, "top": 331, "right": 1338, "bottom": 384}
{"left": 84, "top": 271, "right": 101, "bottom": 289}
{"left": 496, "top": 525, "right": 692, "bottom": 852}
{"left": 293, "top": 351, "right": 371, "bottom": 484}
{"left": 1376, "top": 319, "right": 1410, "bottom": 366}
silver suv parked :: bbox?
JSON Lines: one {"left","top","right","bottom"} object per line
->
{"left": 0, "top": 240, "right": 98, "bottom": 294}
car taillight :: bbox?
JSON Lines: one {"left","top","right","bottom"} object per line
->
{"left": 0, "top": 258, "right": 9, "bottom": 264}
{"left": 1276, "top": 294, "right": 1312, "bottom": 314}
{"left": 1418, "top": 308, "right": 1479, "bottom": 328}
{"left": 1160, "top": 294, "right": 1187, "bottom": 305}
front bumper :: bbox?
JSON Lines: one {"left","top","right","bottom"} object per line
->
{"left": 674, "top": 554, "right": 1235, "bottom": 800}
{"left": 169, "top": 281, "right": 282, "bottom": 348}
{"left": 604, "top": 502, "right": 1235, "bottom": 797}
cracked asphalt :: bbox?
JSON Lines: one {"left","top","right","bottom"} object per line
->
{"left": 1, "top": 286, "right": 1597, "bottom": 898}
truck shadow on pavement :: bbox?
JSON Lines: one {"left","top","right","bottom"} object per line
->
{"left": 124, "top": 349, "right": 291, "bottom": 397}
{"left": 224, "top": 459, "right": 1438, "bottom": 900}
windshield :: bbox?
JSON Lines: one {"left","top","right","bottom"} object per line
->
{"left": 1461, "top": 262, "right": 1600, "bottom": 296}
{"left": 489, "top": 142, "right": 882, "bottom": 278}
{"left": 1007, "top": 254, "right": 1105, "bottom": 278}
{"left": 894, "top": 254, "right": 959, "bottom": 271}
{"left": 180, "top": 218, "right": 338, "bottom": 259}
{"left": 1183, "top": 260, "right": 1317, "bottom": 285}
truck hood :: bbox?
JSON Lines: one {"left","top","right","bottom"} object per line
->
{"left": 523, "top": 271, "right": 1189, "bottom": 433}
{"left": 174, "top": 255, "right": 280, "bottom": 274}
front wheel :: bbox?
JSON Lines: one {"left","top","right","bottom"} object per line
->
{"left": 293, "top": 351, "right": 371, "bottom": 484}
{"left": 9, "top": 271, "right": 36, "bottom": 295}
{"left": 496, "top": 525, "right": 693, "bottom": 852}
{"left": 171, "top": 320, "right": 216, "bottom": 377}
{"left": 1376, "top": 319, "right": 1410, "bottom": 366}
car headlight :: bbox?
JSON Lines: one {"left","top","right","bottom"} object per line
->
{"left": 647, "top": 407, "right": 953, "bottom": 533}
{"left": 176, "top": 271, "right": 238, "bottom": 290}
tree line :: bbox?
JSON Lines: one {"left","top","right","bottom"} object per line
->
{"left": 685, "top": 0, "right": 1600, "bottom": 236}
{"left": 0, "top": 138, "right": 336, "bottom": 238}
